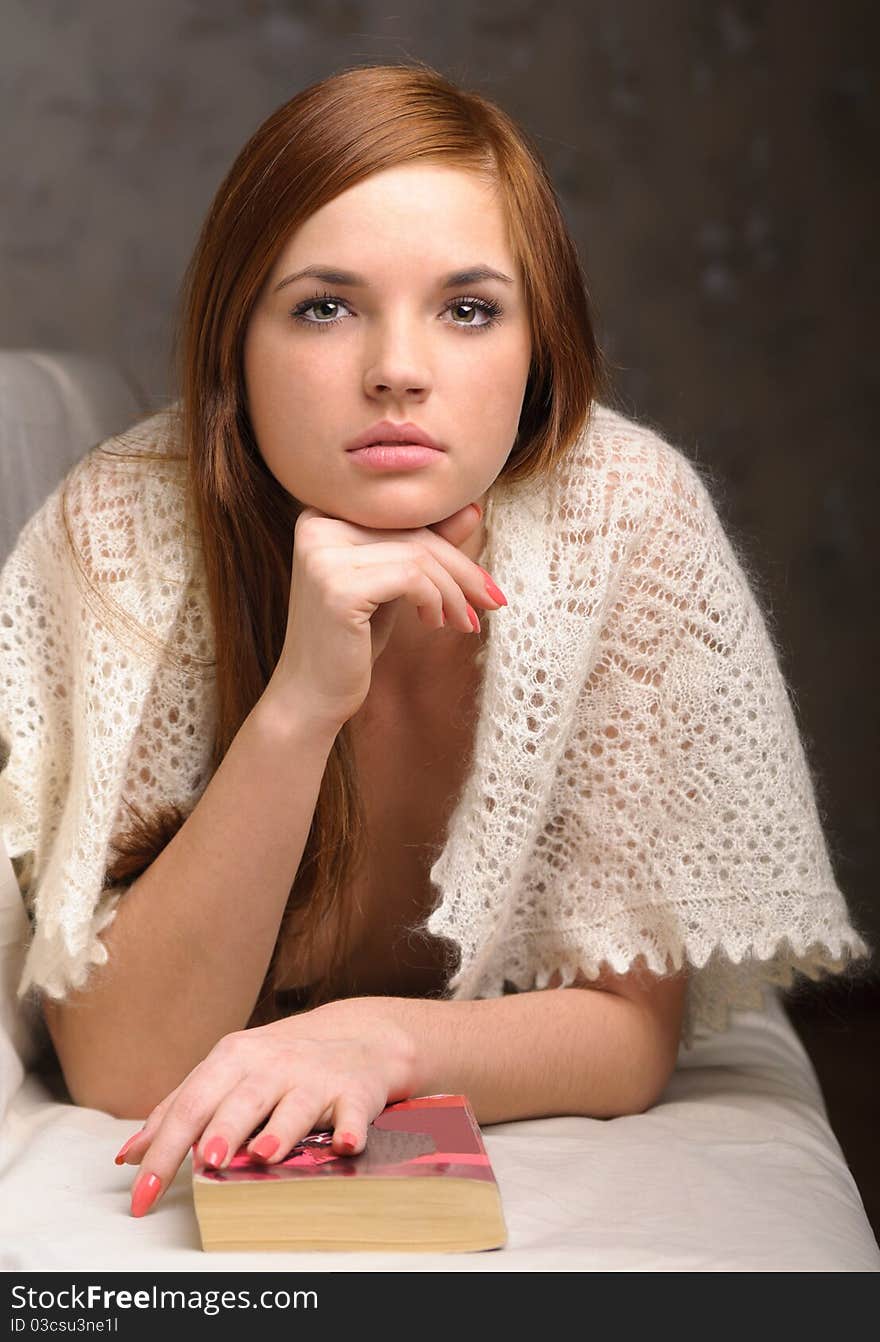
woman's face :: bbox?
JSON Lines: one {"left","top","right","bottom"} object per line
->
{"left": 243, "top": 162, "right": 532, "bottom": 539}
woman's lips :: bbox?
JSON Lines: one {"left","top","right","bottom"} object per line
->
{"left": 347, "top": 444, "right": 443, "bottom": 470}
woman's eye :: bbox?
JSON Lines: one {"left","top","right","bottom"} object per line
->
{"left": 289, "top": 292, "right": 502, "bottom": 332}
{"left": 446, "top": 298, "right": 502, "bottom": 329}
{"left": 291, "top": 296, "right": 352, "bottom": 327}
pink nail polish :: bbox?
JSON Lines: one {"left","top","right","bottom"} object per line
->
{"left": 114, "top": 1130, "right": 144, "bottom": 1165}
{"left": 203, "top": 1137, "right": 229, "bottom": 1169}
{"left": 478, "top": 567, "right": 507, "bottom": 606}
{"left": 466, "top": 604, "right": 480, "bottom": 633}
{"left": 250, "top": 1134, "right": 280, "bottom": 1161}
{"left": 130, "top": 1172, "right": 161, "bottom": 1217}
{"left": 339, "top": 1131, "right": 358, "bottom": 1153}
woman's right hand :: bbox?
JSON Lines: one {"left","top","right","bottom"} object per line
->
{"left": 263, "top": 501, "right": 505, "bottom": 732}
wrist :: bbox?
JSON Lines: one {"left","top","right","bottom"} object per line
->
{"left": 316, "top": 995, "right": 421, "bottom": 1103}
{"left": 250, "top": 685, "right": 343, "bottom": 751}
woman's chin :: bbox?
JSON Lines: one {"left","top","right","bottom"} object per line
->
{"left": 324, "top": 506, "right": 448, "bottom": 532}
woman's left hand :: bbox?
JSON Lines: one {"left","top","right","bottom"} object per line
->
{"left": 112, "top": 998, "right": 417, "bottom": 1217}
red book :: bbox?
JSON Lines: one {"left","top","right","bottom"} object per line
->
{"left": 191, "top": 1094, "right": 508, "bottom": 1253}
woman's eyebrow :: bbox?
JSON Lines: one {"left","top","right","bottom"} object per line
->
{"left": 273, "top": 263, "right": 514, "bottom": 293}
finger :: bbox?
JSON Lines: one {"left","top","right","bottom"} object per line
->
{"left": 113, "top": 1083, "right": 185, "bottom": 1165}
{"left": 194, "top": 1074, "right": 287, "bottom": 1170}
{"left": 130, "top": 1079, "right": 224, "bottom": 1217}
{"left": 302, "top": 501, "right": 481, "bottom": 551}
{"left": 245, "top": 1086, "right": 335, "bottom": 1164}
{"left": 428, "top": 500, "right": 483, "bottom": 549}
{"left": 329, "top": 1094, "right": 374, "bottom": 1156}
{"left": 351, "top": 546, "right": 477, "bottom": 634}
{"left": 411, "top": 511, "right": 508, "bottom": 617}
{"left": 427, "top": 500, "right": 483, "bottom": 545}
{"left": 308, "top": 501, "right": 504, "bottom": 623}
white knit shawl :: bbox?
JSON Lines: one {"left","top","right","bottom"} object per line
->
{"left": 0, "top": 402, "right": 871, "bottom": 1050}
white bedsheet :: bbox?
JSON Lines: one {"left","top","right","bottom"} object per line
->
{"left": 1, "top": 989, "right": 877, "bottom": 1272}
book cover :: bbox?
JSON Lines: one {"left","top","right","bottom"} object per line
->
{"left": 191, "top": 1093, "right": 507, "bottom": 1252}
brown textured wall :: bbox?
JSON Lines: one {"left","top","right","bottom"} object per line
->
{"left": 2, "top": 2, "right": 876, "bottom": 959}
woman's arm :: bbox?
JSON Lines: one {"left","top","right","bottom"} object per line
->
{"left": 349, "top": 963, "right": 689, "bottom": 1122}
{"left": 42, "top": 695, "right": 339, "bottom": 1118}
{"left": 115, "top": 962, "right": 687, "bottom": 1216}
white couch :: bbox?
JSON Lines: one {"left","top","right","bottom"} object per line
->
{"left": 0, "top": 351, "right": 877, "bottom": 1271}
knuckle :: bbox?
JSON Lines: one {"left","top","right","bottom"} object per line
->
{"left": 294, "top": 507, "right": 318, "bottom": 535}
{"left": 235, "top": 1078, "right": 272, "bottom": 1110}
{"left": 273, "top": 1087, "right": 312, "bottom": 1120}
{"left": 296, "top": 542, "right": 319, "bottom": 576}
{"left": 212, "top": 1031, "right": 245, "bottom": 1058}
{"left": 171, "top": 1089, "right": 207, "bottom": 1127}
{"left": 142, "top": 1112, "right": 164, "bottom": 1140}
{"left": 306, "top": 549, "right": 338, "bottom": 591}
{"left": 336, "top": 1066, "right": 374, "bottom": 1100}
{"left": 145, "top": 1101, "right": 165, "bottom": 1127}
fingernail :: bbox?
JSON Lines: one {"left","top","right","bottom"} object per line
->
{"left": 339, "top": 1131, "right": 358, "bottom": 1153}
{"left": 130, "top": 1172, "right": 162, "bottom": 1217}
{"left": 203, "top": 1137, "right": 229, "bottom": 1169}
{"left": 465, "top": 603, "right": 481, "bottom": 633}
{"left": 114, "top": 1130, "right": 144, "bottom": 1165}
{"left": 478, "top": 567, "right": 507, "bottom": 606}
{"left": 250, "top": 1134, "right": 280, "bottom": 1161}
{"left": 470, "top": 503, "right": 483, "bottom": 520}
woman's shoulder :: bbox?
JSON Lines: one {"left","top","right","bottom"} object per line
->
{"left": 62, "top": 402, "right": 198, "bottom": 586}
{"left": 488, "top": 401, "right": 726, "bottom": 592}
{"left": 15, "top": 402, "right": 212, "bottom": 670}
{"left": 584, "top": 400, "right": 720, "bottom": 509}
{"left": 511, "top": 399, "right": 724, "bottom": 556}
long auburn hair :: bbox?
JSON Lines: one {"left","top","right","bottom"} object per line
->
{"left": 93, "top": 60, "right": 613, "bottom": 1025}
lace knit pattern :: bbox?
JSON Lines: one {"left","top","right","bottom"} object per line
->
{"left": 0, "top": 414, "right": 218, "bottom": 1002}
{"left": 0, "top": 403, "right": 872, "bottom": 1049}
{"left": 422, "top": 405, "right": 872, "bottom": 1045}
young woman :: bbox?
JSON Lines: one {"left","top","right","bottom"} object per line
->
{"left": 1, "top": 62, "right": 870, "bottom": 1220}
